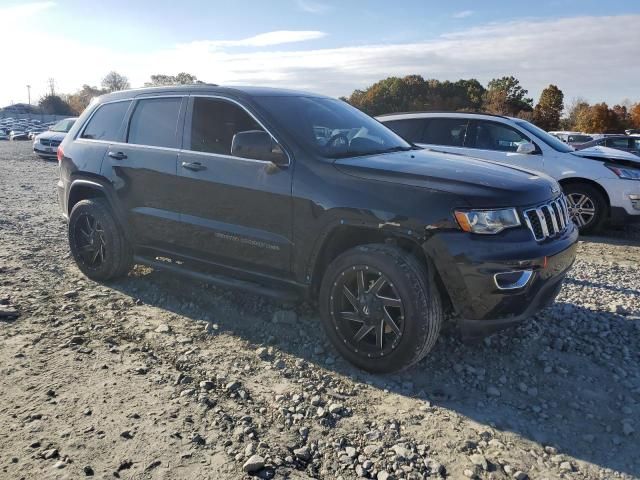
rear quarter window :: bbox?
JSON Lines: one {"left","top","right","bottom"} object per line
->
{"left": 81, "top": 101, "right": 131, "bottom": 141}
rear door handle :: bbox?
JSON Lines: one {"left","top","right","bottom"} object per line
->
{"left": 181, "top": 161, "right": 206, "bottom": 171}
{"left": 108, "top": 151, "right": 127, "bottom": 160}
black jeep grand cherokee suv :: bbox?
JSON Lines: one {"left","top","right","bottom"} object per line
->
{"left": 57, "top": 85, "right": 578, "bottom": 373}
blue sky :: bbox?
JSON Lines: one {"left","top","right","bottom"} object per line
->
{"left": 2, "top": 0, "right": 640, "bottom": 107}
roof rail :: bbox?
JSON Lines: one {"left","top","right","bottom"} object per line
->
{"left": 376, "top": 110, "right": 509, "bottom": 119}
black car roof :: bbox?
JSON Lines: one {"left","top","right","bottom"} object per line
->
{"left": 98, "top": 85, "right": 330, "bottom": 103}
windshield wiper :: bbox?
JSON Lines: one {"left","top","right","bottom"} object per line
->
{"left": 329, "top": 145, "right": 416, "bottom": 159}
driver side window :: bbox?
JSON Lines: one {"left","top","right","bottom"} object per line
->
{"left": 186, "top": 97, "right": 264, "bottom": 156}
{"left": 467, "top": 120, "right": 530, "bottom": 152}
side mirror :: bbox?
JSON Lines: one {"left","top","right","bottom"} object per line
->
{"left": 231, "top": 130, "right": 288, "bottom": 166}
{"left": 516, "top": 142, "right": 536, "bottom": 154}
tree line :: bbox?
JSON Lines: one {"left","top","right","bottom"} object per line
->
{"left": 34, "top": 71, "right": 640, "bottom": 133}
{"left": 343, "top": 75, "right": 640, "bottom": 133}
{"left": 36, "top": 71, "right": 204, "bottom": 117}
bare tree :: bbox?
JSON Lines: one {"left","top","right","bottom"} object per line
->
{"left": 101, "top": 71, "right": 130, "bottom": 92}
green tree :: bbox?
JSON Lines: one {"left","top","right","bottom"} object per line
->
{"left": 101, "top": 71, "right": 130, "bottom": 92}
{"left": 39, "top": 94, "right": 74, "bottom": 115}
{"left": 483, "top": 76, "right": 533, "bottom": 115}
{"left": 145, "top": 72, "right": 204, "bottom": 86}
{"left": 533, "top": 84, "right": 564, "bottom": 130}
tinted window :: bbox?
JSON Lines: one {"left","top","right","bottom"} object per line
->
{"left": 605, "top": 138, "right": 631, "bottom": 149}
{"left": 253, "top": 96, "right": 412, "bottom": 159}
{"left": 382, "top": 119, "right": 426, "bottom": 143}
{"left": 567, "top": 134, "right": 592, "bottom": 143}
{"left": 421, "top": 118, "right": 469, "bottom": 146}
{"left": 468, "top": 121, "right": 529, "bottom": 152}
{"left": 127, "top": 97, "right": 182, "bottom": 148}
{"left": 81, "top": 101, "right": 130, "bottom": 141}
{"left": 186, "top": 97, "right": 263, "bottom": 155}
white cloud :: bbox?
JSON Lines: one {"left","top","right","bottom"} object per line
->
{"left": 296, "top": 0, "right": 332, "bottom": 14}
{"left": 189, "top": 30, "right": 327, "bottom": 49}
{"left": 2, "top": 15, "right": 640, "bottom": 109}
{"left": 452, "top": 10, "right": 474, "bottom": 19}
{"left": 0, "top": 1, "right": 55, "bottom": 26}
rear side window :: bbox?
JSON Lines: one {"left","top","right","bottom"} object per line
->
{"left": 127, "top": 97, "right": 182, "bottom": 148}
{"left": 421, "top": 118, "right": 469, "bottom": 146}
{"left": 382, "top": 119, "right": 426, "bottom": 143}
{"left": 81, "top": 101, "right": 130, "bottom": 141}
{"left": 467, "top": 120, "right": 529, "bottom": 152}
{"left": 186, "top": 97, "right": 263, "bottom": 155}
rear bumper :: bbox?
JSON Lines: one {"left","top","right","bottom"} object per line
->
{"left": 424, "top": 224, "right": 578, "bottom": 338}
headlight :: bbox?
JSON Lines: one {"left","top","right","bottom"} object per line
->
{"left": 607, "top": 165, "right": 640, "bottom": 180}
{"left": 454, "top": 208, "right": 521, "bottom": 234}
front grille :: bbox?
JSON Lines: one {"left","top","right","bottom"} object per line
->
{"left": 523, "top": 196, "right": 570, "bottom": 241}
{"left": 40, "top": 139, "right": 60, "bottom": 147}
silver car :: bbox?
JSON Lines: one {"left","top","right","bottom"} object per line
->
{"left": 33, "top": 117, "right": 77, "bottom": 159}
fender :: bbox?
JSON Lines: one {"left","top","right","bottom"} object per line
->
{"left": 67, "top": 176, "right": 132, "bottom": 241}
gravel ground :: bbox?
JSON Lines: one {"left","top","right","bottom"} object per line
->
{"left": 0, "top": 140, "right": 639, "bottom": 480}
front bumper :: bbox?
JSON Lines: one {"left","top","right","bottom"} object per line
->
{"left": 33, "top": 144, "right": 58, "bottom": 158}
{"left": 424, "top": 223, "right": 578, "bottom": 338}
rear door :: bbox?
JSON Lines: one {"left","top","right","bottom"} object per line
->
{"left": 415, "top": 117, "right": 471, "bottom": 155}
{"left": 100, "top": 95, "right": 186, "bottom": 250}
{"left": 174, "top": 95, "right": 293, "bottom": 276}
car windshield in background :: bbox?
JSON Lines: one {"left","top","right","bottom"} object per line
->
{"left": 254, "top": 96, "right": 413, "bottom": 159}
{"left": 50, "top": 119, "right": 76, "bottom": 133}
{"left": 515, "top": 120, "right": 574, "bottom": 153}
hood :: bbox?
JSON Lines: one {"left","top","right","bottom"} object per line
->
{"left": 571, "top": 145, "right": 640, "bottom": 165}
{"left": 334, "top": 149, "right": 559, "bottom": 208}
{"left": 36, "top": 131, "right": 67, "bottom": 141}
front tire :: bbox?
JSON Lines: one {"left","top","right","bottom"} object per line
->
{"left": 319, "top": 244, "right": 442, "bottom": 373}
{"left": 563, "top": 183, "right": 607, "bottom": 234}
{"left": 68, "top": 198, "right": 132, "bottom": 281}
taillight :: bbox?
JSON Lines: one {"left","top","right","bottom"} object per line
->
{"left": 57, "top": 146, "right": 63, "bottom": 163}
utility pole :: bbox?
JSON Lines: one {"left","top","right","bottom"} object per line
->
{"left": 26, "top": 85, "right": 31, "bottom": 105}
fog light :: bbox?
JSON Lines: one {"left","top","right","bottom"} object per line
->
{"left": 630, "top": 194, "right": 640, "bottom": 211}
{"left": 494, "top": 270, "right": 533, "bottom": 290}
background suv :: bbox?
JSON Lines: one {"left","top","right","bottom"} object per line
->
{"left": 379, "top": 112, "right": 640, "bottom": 233}
{"left": 57, "top": 86, "right": 577, "bottom": 373}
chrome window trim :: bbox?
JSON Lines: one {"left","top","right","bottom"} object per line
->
{"left": 75, "top": 93, "right": 291, "bottom": 166}
{"left": 186, "top": 94, "right": 291, "bottom": 166}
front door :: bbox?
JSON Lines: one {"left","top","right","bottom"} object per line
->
{"left": 456, "top": 119, "right": 544, "bottom": 173}
{"left": 175, "top": 96, "right": 293, "bottom": 276}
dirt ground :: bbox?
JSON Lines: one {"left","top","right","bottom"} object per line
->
{"left": 1, "top": 141, "right": 639, "bottom": 480}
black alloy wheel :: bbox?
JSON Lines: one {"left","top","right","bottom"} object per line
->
{"left": 329, "top": 266, "right": 405, "bottom": 358}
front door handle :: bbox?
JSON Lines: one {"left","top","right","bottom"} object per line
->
{"left": 181, "top": 161, "right": 206, "bottom": 171}
{"left": 108, "top": 151, "right": 127, "bottom": 160}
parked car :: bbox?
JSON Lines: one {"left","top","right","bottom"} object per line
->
{"left": 0, "top": 129, "right": 9, "bottom": 140}
{"left": 33, "top": 117, "right": 77, "bottom": 159}
{"left": 548, "top": 131, "right": 593, "bottom": 146}
{"left": 575, "top": 135, "right": 640, "bottom": 156}
{"left": 9, "top": 129, "right": 29, "bottom": 140}
{"left": 57, "top": 86, "right": 578, "bottom": 373}
{"left": 378, "top": 112, "right": 640, "bottom": 233}
{"left": 625, "top": 128, "right": 640, "bottom": 137}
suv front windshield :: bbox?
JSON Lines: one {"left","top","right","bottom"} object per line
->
{"left": 50, "top": 118, "right": 76, "bottom": 133}
{"left": 515, "top": 120, "right": 574, "bottom": 153}
{"left": 254, "top": 96, "right": 414, "bottom": 159}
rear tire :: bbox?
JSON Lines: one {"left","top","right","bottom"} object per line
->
{"left": 319, "top": 244, "right": 442, "bottom": 373}
{"left": 68, "top": 198, "right": 133, "bottom": 281}
{"left": 563, "top": 183, "right": 607, "bottom": 234}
